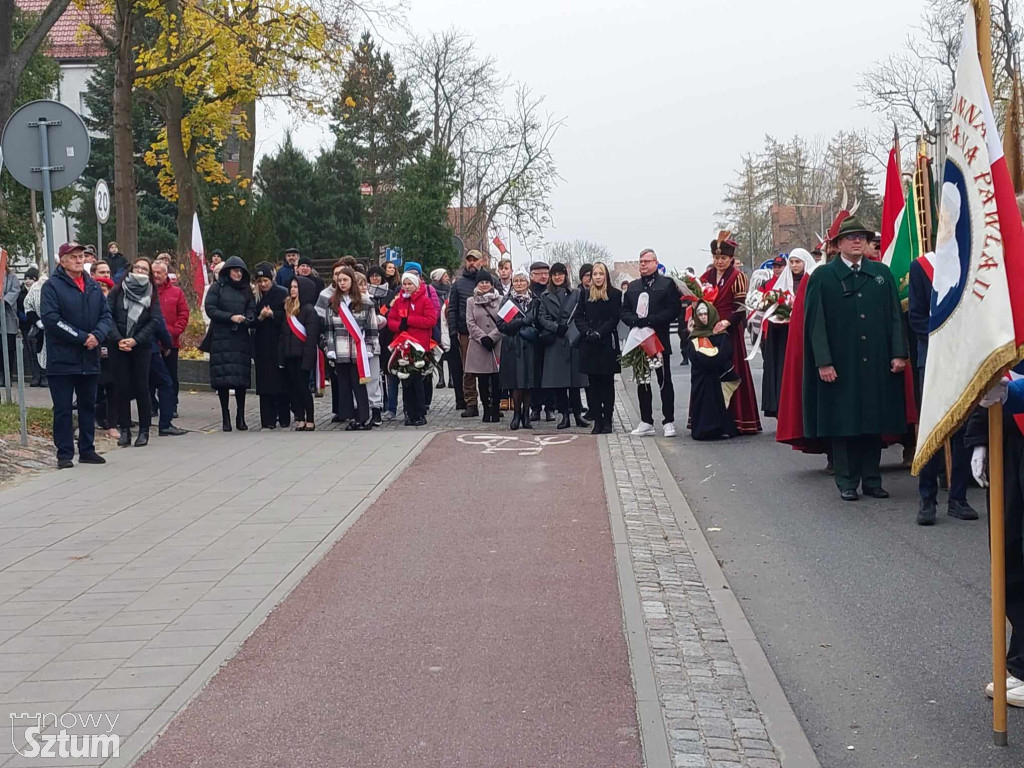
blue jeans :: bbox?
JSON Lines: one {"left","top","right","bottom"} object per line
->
{"left": 48, "top": 374, "right": 98, "bottom": 460}
{"left": 149, "top": 350, "right": 175, "bottom": 430}
{"left": 386, "top": 373, "right": 399, "bottom": 414}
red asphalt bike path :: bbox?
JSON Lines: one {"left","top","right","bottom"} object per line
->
{"left": 134, "top": 433, "right": 643, "bottom": 767}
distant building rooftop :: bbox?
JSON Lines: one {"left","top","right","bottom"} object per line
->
{"left": 16, "top": 0, "right": 107, "bottom": 62}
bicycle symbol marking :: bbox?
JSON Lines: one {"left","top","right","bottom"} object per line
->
{"left": 456, "top": 433, "right": 579, "bottom": 455}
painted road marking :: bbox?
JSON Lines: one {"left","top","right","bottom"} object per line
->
{"left": 456, "top": 433, "right": 579, "bottom": 456}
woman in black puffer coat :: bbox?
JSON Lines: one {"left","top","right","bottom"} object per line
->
{"left": 205, "top": 256, "right": 256, "bottom": 431}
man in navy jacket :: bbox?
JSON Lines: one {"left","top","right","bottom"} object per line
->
{"left": 40, "top": 242, "right": 113, "bottom": 468}
{"left": 907, "top": 254, "right": 976, "bottom": 525}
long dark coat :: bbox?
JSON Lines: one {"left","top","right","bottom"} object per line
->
{"left": 497, "top": 294, "right": 539, "bottom": 390}
{"left": 803, "top": 257, "right": 908, "bottom": 438}
{"left": 204, "top": 256, "right": 256, "bottom": 390}
{"left": 253, "top": 283, "right": 288, "bottom": 395}
{"left": 685, "top": 333, "right": 739, "bottom": 441}
{"left": 575, "top": 287, "right": 622, "bottom": 376}
{"left": 537, "top": 286, "right": 588, "bottom": 389}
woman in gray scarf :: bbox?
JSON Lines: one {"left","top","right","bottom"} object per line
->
{"left": 106, "top": 257, "right": 164, "bottom": 447}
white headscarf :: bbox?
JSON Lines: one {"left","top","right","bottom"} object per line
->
{"left": 775, "top": 248, "right": 816, "bottom": 295}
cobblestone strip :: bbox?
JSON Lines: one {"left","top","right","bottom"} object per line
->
{"left": 607, "top": 433, "right": 781, "bottom": 768}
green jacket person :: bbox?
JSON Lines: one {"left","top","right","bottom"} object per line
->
{"left": 802, "top": 216, "right": 909, "bottom": 501}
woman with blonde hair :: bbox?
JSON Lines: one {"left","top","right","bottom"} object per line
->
{"left": 575, "top": 262, "right": 621, "bottom": 434}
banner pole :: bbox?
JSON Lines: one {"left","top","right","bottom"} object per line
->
{"left": 989, "top": 403, "right": 1008, "bottom": 746}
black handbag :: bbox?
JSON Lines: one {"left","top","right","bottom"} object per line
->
{"left": 198, "top": 326, "right": 213, "bottom": 353}
{"left": 27, "top": 324, "right": 44, "bottom": 354}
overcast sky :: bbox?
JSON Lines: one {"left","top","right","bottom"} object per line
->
{"left": 257, "top": 0, "right": 928, "bottom": 271}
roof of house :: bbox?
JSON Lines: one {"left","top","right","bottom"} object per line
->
{"left": 16, "top": 0, "right": 107, "bottom": 62}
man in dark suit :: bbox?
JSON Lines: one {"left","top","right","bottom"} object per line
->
{"left": 621, "top": 248, "right": 681, "bottom": 436}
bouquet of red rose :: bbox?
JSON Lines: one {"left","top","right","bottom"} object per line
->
{"left": 756, "top": 289, "right": 795, "bottom": 323}
{"left": 387, "top": 332, "right": 442, "bottom": 379}
{"left": 619, "top": 328, "right": 665, "bottom": 385}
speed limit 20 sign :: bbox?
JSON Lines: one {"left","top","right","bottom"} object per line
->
{"left": 94, "top": 179, "right": 110, "bottom": 224}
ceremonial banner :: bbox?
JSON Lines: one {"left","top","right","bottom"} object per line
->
{"left": 881, "top": 142, "right": 916, "bottom": 302}
{"left": 913, "top": 1, "right": 1024, "bottom": 474}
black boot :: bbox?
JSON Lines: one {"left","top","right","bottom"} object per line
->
{"left": 510, "top": 409, "right": 521, "bottom": 430}
{"left": 557, "top": 412, "right": 570, "bottom": 430}
{"left": 134, "top": 430, "right": 149, "bottom": 447}
{"left": 222, "top": 414, "right": 232, "bottom": 432}
{"left": 521, "top": 404, "right": 533, "bottom": 429}
{"left": 236, "top": 414, "right": 248, "bottom": 431}
{"left": 574, "top": 412, "right": 591, "bottom": 428}
{"left": 591, "top": 419, "right": 602, "bottom": 435}
{"left": 545, "top": 407, "right": 556, "bottom": 422}
{"left": 117, "top": 428, "right": 132, "bottom": 447}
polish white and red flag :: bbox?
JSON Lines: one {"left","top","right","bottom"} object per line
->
{"left": 498, "top": 299, "right": 520, "bottom": 322}
{"left": 913, "top": 1, "right": 1024, "bottom": 473}
{"left": 191, "top": 212, "right": 207, "bottom": 298}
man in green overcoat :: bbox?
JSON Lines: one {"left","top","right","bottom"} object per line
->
{"left": 803, "top": 216, "right": 909, "bottom": 501}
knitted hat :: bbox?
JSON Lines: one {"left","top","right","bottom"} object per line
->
{"left": 298, "top": 256, "right": 313, "bottom": 267}
{"left": 578, "top": 263, "right": 593, "bottom": 280}
{"left": 549, "top": 262, "right": 568, "bottom": 276}
{"left": 367, "top": 265, "right": 385, "bottom": 280}
{"left": 475, "top": 269, "right": 494, "bottom": 285}
{"left": 430, "top": 268, "right": 447, "bottom": 282}
{"left": 404, "top": 261, "right": 423, "bottom": 275}
{"left": 254, "top": 262, "right": 275, "bottom": 280}
{"left": 24, "top": 267, "right": 39, "bottom": 280}
{"left": 401, "top": 271, "right": 421, "bottom": 290}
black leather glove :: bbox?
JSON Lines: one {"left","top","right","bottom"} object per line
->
{"left": 635, "top": 318, "right": 649, "bottom": 328}
{"left": 399, "top": 316, "right": 409, "bottom": 331}
{"left": 556, "top": 323, "right": 568, "bottom": 337}
{"left": 481, "top": 336, "right": 495, "bottom": 351}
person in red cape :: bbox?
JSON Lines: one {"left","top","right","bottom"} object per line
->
{"left": 776, "top": 249, "right": 828, "bottom": 456}
{"left": 699, "top": 236, "right": 762, "bottom": 435}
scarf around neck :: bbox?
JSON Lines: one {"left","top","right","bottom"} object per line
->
{"left": 122, "top": 273, "right": 152, "bottom": 337}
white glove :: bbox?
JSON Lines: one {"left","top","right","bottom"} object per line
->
{"left": 972, "top": 446, "right": 989, "bottom": 488}
{"left": 326, "top": 350, "right": 337, "bottom": 361}
{"left": 980, "top": 380, "right": 1009, "bottom": 407}
{"left": 36, "top": 320, "right": 43, "bottom": 329}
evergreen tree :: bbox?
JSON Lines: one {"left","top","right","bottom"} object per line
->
{"left": 308, "top": 141, "right": 370, "bottom": 260}
{"left": 72, "top": 55, "right": 176, "bottom": 256}
{"left": 388, "top": 147, "right": 458, "bottom": 272}
{"left": 331, "top": 32, "right": 427, "bottom": 253}
{"left": 253, "top": 133, "right": 316, "bottom": 258}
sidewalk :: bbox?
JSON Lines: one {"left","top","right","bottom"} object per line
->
{"left": 0, "top": 378, "right": 813, "bottom": 767}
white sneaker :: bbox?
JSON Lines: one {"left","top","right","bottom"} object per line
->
{"left": 985, "top": 675, "right": 1024, "bottom": 697}
{"left": 630, "top": 422, "right": 656, "bottom": 437}
{"left": 663, "top": 423, "right": 677, "bottom": 437}
{"left": 1009, "top": 684, "right": 1024, "bottom": 708}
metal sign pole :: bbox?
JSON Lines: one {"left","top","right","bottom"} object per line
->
{"left": 0, "top": 304, "right": 10, "bottom": 403}
{"left": 97, "top": 221, "right": 102, "bottom": 258}
{"left": 36, "top": 119, "right": 57, "bottom": 275}
{"left": 15, "top": 335, "right": 27, "bottom": 446}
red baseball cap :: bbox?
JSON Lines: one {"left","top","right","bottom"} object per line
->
{"left": 58, "top": 242, "right": 84, "bottom": 258}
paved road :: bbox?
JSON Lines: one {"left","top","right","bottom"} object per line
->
{"left": 654, "top": 359, "right": 1024, "bottom": 767}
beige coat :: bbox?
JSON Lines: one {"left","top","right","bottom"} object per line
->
{"left": 465, "top": 291, "right": 502, "bottom": 374}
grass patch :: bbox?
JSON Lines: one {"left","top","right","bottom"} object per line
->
{"left": 0, "top": 402, "right": 53, "bottom": 437}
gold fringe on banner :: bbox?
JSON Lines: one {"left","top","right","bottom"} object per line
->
{"left": 911, "top": 341, "right": 1017, "bottom": 475}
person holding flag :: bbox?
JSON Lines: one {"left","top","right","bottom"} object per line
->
{"left": 280, "top": 277, "right": 321, "bottom": 431}
{"left": 575, "top": 262, "right": 622, "bottom": 434}
{"left": 803, "top": 216, "right": 908, "bottom": 502}
{"left": 496, "top": 269, "right": 539, "bottom": 430}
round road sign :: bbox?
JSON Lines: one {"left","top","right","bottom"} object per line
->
{"left": 0, "top": 100, "right": 90, "bottom": 192}
{"left": 94, "top": 179, "right": 110, "bottom": 224}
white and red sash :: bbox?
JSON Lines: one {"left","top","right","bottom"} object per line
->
{"left": 287, "top": 314, "right": 307, "bottom": 341}
{"left": 917, "top": 252, "right": 935, "bottom": 282}
{"left": 338, "top": 299, "right": 371, "bottom": 382}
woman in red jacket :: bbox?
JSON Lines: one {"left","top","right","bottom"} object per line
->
{"left": 387, "top": 272, "right": 439, "bottom": 426}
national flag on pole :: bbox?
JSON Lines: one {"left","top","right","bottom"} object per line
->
{"left": 881, "top": 139, "right": 915, "bottom": 303}
{"left": 191, "top": 212, "right": 207, "bottom": 299}
{"left": 498, "top": 299, "right": 520, "bottom": 322}
{"left": 912, "top": 0, "right": 1024, "bottom": 474}
{"left": 0, "top": 247, "right": 8, "bottom": 284}
{"left": 492, "top": 235, "right": 507, "bottom": 255}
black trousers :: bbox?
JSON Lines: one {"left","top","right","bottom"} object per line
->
{"left": 285, "top": 359, "right": 314, "bottom": 422}
{"left": 148, "top": 351, "right": 175, "bottom": 430}
{"left": 478, "top": 373, "right": 500, "bottom": 415}
{"left": 446, "top": 348, "right": 464, "bottom": 405}
{"left": 259, "top": 393, "right": 292, "bottom": 428}
{"left": 637, "top": 351, "right": 675, "bottom": 425}
{"left": 424, "top": 375, "right": 434, "bottom": 408}
{"left": 588, "top": 374, "right": 616, "bottom": 425}
{"left": 112, "top": 347, "right": 152, "bottom": 431}
{"left": 832, "top": 435, "right": 883, "bottom": 492}
{"left": 336, "top": 361, "right": 370, "bottom": 423}
{"left": 402, "top": 375, "right": 426, "bottom": 420}
{"left": 49, "top": 374, "right": 98, "bottom": 460}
